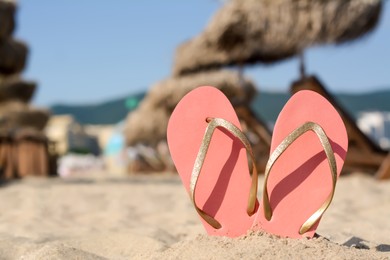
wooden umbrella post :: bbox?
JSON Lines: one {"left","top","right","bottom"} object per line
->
{"left": 15, "top": 133, "right": 29, "bottom": 177}
{"left": 0, "top": 1, "right": 51, "bottom": 180}
{"left": 299, "top": 52, "right": 306, "bottom": 80}
{"left": 36, "top": 139, "right": 49, "bottom": 176}
{"left": 0, "top": 133, "right": 14, "bottom": 180}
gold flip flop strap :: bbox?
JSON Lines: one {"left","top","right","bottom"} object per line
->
{"left": 190, "top": 117, "right": 258, "bottom": 229}
{"left": 262, "top": 122, "right": 337, "bottom": 235}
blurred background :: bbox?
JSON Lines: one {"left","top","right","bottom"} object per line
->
{"left": 1, "top": 0, "right": 390, "bottom": 179}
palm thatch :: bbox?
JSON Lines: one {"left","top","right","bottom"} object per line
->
{"left": 173, "top": 0, "right": 382, "bottom": 75}
{"left": 0, "top": 38, "right": 28, "bottom": 75}
{"left": 124, "top": 70, "right": 257, "bottom": 147}
{"left": 0, "top": 76, "right": 36, "bottom": 103}
{"left": 0, "top": 101, "right": 50, "bottom": 131}
{"left": 0, "top": 0, "right": 16, "bottom": 41}
{"left": 0, "top": 100, "right": 26, "bottom": 114}
{"left": 6, "top": 109, "right": 50, "bottom": 131}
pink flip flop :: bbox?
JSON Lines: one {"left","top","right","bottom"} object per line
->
{"left": 167, "top": 86, "right": 258, "bottom": 237}
{"left": 253, "top": 90, "right": 348, "bottom": 238}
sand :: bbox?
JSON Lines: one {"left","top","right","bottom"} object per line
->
{"left": 0, "top": 173, "right": 389, "bottom": 259}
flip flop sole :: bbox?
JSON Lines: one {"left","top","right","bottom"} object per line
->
{"left": 254, "top": 90, "right": 348, "bottom": 238}
{"left": 167, "top": 86, "right": 257, "bottom": 237}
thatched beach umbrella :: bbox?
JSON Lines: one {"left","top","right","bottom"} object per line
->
{"left": 0, "top": 0, "right": 16, "bottom": 41}
{"left": 173, "top": 0, "right": 382, "bottom": 76}
{"left": 0, "top": 101, "right": 50, "bottom": 130}
{"left": 0, "top": 38, "right": 28, "bottom": 75}
{"left": 125, "top": 70, "right": 272, "bottom": 172}
{"left": 0, "top": 76, "right": 36, "bottom": 103}
{"left": 8, "top": 108, "right": 50, "bottom": 131}
{"left": 124, "top": 70, "right": 256, "bottom": 147}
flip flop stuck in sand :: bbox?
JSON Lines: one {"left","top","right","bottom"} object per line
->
{"left": 254, "top": 90, "right": 348, "bottom": 238}
{"left": 167, "top": 86, "right": 258, "bottom": 237}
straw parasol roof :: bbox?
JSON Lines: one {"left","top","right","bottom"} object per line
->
{"left": 0, "top": 0, "right": 16, "bottom": 41}
{"left": 0, "top": 101, "right": 50, "bottom": 130}
{"left": 0, "top": 76, "right": 36, "bottom": 103}
{"left": 173, "top": 0, "right": 382, "bottom": 76}
{"left": 13, "top": 127, "right": 48, "bottom": 142}
{"left": 0, "top": 38, "right": 28, "bottom": 75}
{"left": 124, "top": 69, "right": 256, "bottom": 146}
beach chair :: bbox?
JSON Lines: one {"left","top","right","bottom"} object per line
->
{"left": 234, "top": 105, "right": 271, "bottom": 173}
{"left": 377, "top": 153, "right": 390, "bottom": 179}
{"left": 291, "top": 75, "right": 389, "bottom": 179}
{"left": 0, "top": 131, "right": 15, "bottom": 180}
{"left": 14, "top": 128, "right": 49, "bottom": 177}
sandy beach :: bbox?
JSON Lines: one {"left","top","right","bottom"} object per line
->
{"left": 0, "top": 173, "right": 388, "bottom": 259}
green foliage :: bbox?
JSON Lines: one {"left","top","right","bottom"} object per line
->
{"left": 67, "top": 147, "right": 91, "bottom": 155}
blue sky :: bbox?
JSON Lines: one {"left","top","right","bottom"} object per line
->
{"left": 15, "top": 1, "right": 390, "bottom": 106}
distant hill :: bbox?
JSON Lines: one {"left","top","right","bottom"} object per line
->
{"left": 50, "top": 92, "right": 145, "bottom": 124}
{"left": 336, "top": 90, "right": 390, "bottom": 116}
{"left": 50, "top": 89, "right": 390, "bottom": 125}
{"left": 251, "top": 89, "right": 390, "bottom": 123}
